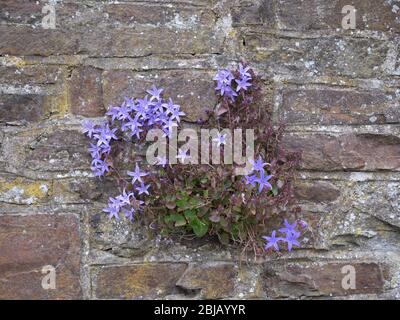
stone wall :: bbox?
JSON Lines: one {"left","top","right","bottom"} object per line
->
{"left": 0, "top": 0, "right": 399, "bottom": 299}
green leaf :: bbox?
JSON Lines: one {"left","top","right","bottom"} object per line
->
{"left": 185, "top": 210, "right": 208, "bottom": 237}
{"left": 165, "top": 214, "right": 186, "bottom": 227}
{"left": 190, "top": 218, "right": 209, "bottom": 237}
{"left": 272, "top": 186, "right": 278, "bottom": 196}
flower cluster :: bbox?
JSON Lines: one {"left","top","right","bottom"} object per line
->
{"left": 263, "top": 219, "right": 304, "bottom": 252}
{"left": 83, "top": 86, "right": 186, "bottom": 220}
{"left": 214, "top": 63, "right": 252, "bottom": 101}
{"left": 244, "top": 156, "right": 273, "bottom": 193}
{"left": 81, "top": 62, "right": 304, "bottom": 254}
{"left": 107, "top": 85, "right": 185, "bottom": 140}
{"left": 82, "top": 121, "right": 117, "bottom": 177}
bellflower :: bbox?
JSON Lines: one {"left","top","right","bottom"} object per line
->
{"left": 127, "top": 164, "right": 148, "bottom": 184}
{"left": 82, "top": 120, "right": 97, "bottom": 138}
{"left": 136, "top": 182, "right": 150, "bottom": 196}
{"left": 262, "top": 231, "right": 282, "bottom": 251}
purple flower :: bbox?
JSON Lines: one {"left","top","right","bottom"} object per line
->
{"left": 245, "top": 174, "right": 258, "bottom": 187}
{"left": 262, "top": 231, "right": 282, "bottom": 251}
{"left": 214, "top": 69, "right": 235, "bottom": 86}
{"left": 283, "top": 232, "right": 301, "bottom": 251}
{"left": 82, "top": 120, "right": 97, "bottom": 138}
{"left": 147, "top": 85, "right": 164, "bottom": 101}
{"left": 103, "top": 197, "right": 121, "bottom": 220}
{"left": 238, "top": 63, "right": 251, "bottom": 79}
{"left": 235, "top": 77, "right": 252, "bottom": 92}
{"left": 127, "top": 164, "right": 148, "bottom": 184}
{"left": 136, "top": 182, "right": 150, "bottom": 195}
{"left": 279, "top": 219, "right": 300, "bottom": 238}
{"left": 169, "top": 106, "right": 185, "bottom": 123}
{"left": 252, "top": 156, "right": 268, "bottom": 172}
{"left": 256, "top": 170, "right": 272, "bottom": 193}
{"left": 106, "top": 106, "right": 120, "bottom": 122}
{"left": 123, "top": 207, "right": 135, "bottom": 221}
{"left": 117, "top": 104, "right": 131, "bottom": 121}
{"left": 91, "top": 158, "right": 110, "bottom": 176}
{"left": 88, "top": 143, "right": 101, "bottom": 159}
{"left": 117, "top": 189, "right": 134, "bottom": 206}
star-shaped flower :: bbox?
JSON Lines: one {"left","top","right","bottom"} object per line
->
{"left": 256, "top": 170, "right": 273, "bottom": 193}
{"left": 284, "top": 232, "right": 301, "bottom": 251}
{"left": 106, "top": 106, "right": 120, "bottom": 122}
{"left": 235, "top": 77, "right": 252, "bottom": 92}
{"left": 127, "top": 164, "right": 148, "bottom": 184}
{"left": 262, "top": 231, "right": 282, "bottom": 251}
{"left": 136, "top": 182, "right": 150, "bottom": 195}
{"left": 251, "top": 156, "right": 269, "bottom": 172}
{"left": 238, "top": 63, "right": 252, "bottom": 79}
{"left": 82, "top": 120, "right": 97, "bottom": 138}
{"left": 279, "top": 219, "right": 300, "bottom": 238}
{"left": 147, "top": 85, "right": 164, "bottom": 101}
{"left": 244, "top": 174, "right": 258, "bottom": 187}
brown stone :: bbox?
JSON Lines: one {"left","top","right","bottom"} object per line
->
{"left": 276, "top": 0, "right": 400, "bottom": 32}
{"left": 103, "top": 70, "right": 217, "bottom": 122}
{"left": 0, "top": 214, "right": 82, "bottom": 299}
{"left": 0, "top": 95, "right": 46, "bottom": 123}
{"left": 24, "top": 129, "right": 91, "bottom": 172}
{"left": 0, "top": 26, "right": 79, "bottom": 56}
{"left": 176, "top": 263, "right": 237, "bottom": 299}
{"left": 284, "top": 133, "right": 400, "bottom": 171}
{"left": 280, "top": 88, "right": 400, "bottom": 125}
{"left": 69, "top": 67, "right": 104, "bottom": 117}
{"left": 295, "top": 180, "right": 341, "bottom": 203}
{"left": 231, "top": 0, "right": 275, "bottom": 27}
{"left": 264, "top": 261, "right": 385, "bottom": 298}
{"left": 241, "top": 34, "right": 390, "bottom": 79}
{"left": 94, "top": 263, "right": 187, "bottom": 299}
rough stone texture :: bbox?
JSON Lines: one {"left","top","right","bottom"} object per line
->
{"left": 264, "top": 261, "right": 386, "bottom": 298}
{"left": 94, "top": 263, "right": 188, "bottom": 299}
{"left": 1, "top": 0, "right": 400, "bottom": 300}
{"left": 0, "top": 214, "right": 82, "bottom": 299}
{"left": 176, "top": 264, "right": 237, "bottom": 299}
{"left": 69, "top": 67, "right": 104, "bottom": 117}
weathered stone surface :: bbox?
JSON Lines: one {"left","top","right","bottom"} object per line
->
{"left": 0, "top": 214, "right": 81, "bottom": 299}
{"left": 284, "top": 133, "right": 400, "bottom": 171}
{"left": 94, "top": 263, "right": 187, "bottom": 299}
{"left": 295, "top": 180, "right": 341, "bottom": 203}
{"left": 0, "top": 1, "right": 222, "bottom": 57}
{"left": 0, "top": 65, "right": 62, "bottom": 85}
{"left": 69, "top": 67, "right": 104, "bottom": 117}
{"left": 1, "top": 0, "right": 400, "bottom": 300}
{"left": 242, "top": 34, "right": 390, "bottom": 78}
{"left": 0, "top": 175, "right": 51, "bottom": 205}
{"left": 176, "top": 263, "right": 237, "bottom": 299}
{"left": 264, "top": 261, "right": 385, "bottom": 298}
{"left": 231, "top": 0, "right": 275, "bottom": 27}
{"left": 24, "top": 129, "right": 91, "bottom": 172}
{"left": 275, "top": 0, "right": 400, "bottom": 32}
{"left": 0, "top": 26, "right": 79, "bottom": 56}
{"left": 103, "top": 70, "right": 217, "bottom": 122}
{"left": 280, "top": 88, "right": 400, "bottom": 125}
{"left": 0, "top": 95, "right": 47, "bottom": 123}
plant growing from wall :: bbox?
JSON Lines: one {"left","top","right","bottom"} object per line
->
{"left": 82, "top": 62, "right": 306, "bottom": 255}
